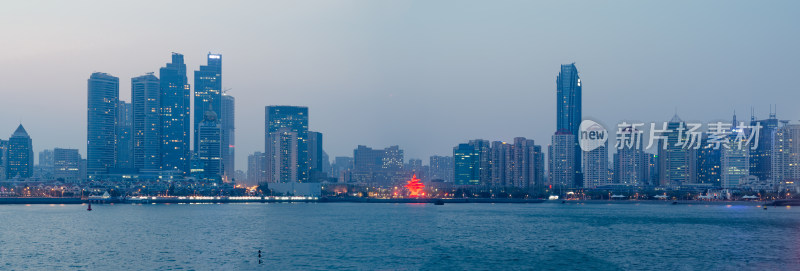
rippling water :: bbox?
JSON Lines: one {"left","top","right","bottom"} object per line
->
{"left": 0, "top": 202, "right": 798, "bottom": 270}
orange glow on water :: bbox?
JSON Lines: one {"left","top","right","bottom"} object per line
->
{"left": 404, "top": 175, "right": 425, "bottom": 198}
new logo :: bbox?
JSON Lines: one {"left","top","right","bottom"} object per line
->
{"left": 579, "top": 120, "right": 607, "bottom": 152}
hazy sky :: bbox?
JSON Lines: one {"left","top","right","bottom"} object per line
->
{"left": 1, "top": 0, "right": 798, "bottom": 171}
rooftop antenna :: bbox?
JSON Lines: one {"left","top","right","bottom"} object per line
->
{"left": 750, "top": 107, "right": 755, "bottom": 121}
{"left": 771, "top": 104, "right": 777, "bottom": 119}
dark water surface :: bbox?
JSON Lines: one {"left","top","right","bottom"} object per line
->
{"left": 0, "top": 202, "right": 798, "bottom": 270}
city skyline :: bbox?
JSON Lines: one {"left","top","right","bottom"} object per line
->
{"left": 1, "top": 1, "right": 799, "bottom": 171}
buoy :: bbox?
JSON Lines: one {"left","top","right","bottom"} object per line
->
{"left": 87, "top": 202, "right": 92, "bottom": 211}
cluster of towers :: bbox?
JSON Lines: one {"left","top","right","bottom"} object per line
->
{"left": 87, "top": 53, "right": 235, "bottom": 182}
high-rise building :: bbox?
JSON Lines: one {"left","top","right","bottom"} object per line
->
{"left": 533, "top": 145, "right": 545, "bottom": 190}
{"left": 194, "top": 53, "right": 222, "bottom": 152}
{"left": 352, "top": 145, "right": 404, "bottom": 186}
{"left": 265, "top": 106, "right": 309, "bottom": 182}
{"left": 697, "top": 135, "right": 722, "bottom": 187}
{"left": 53, "top": 148, "right": 82, "bottom": 182}
{"left": 37, "top": 149, "right": 54, "bottom": 178}
{"left": 489, "top": 141, "right": 511, "bottom": 187}
{"left": 0, "top": 140, "right": 7, "bottom": 181}
{"left": 307, "top": 131, "right": 326, "bottom": 182}
{"left": 749, "top": 112, "right": 780, "bottom": 182}
{"left": 511, "top": 137, "right": 541, "bottom": 190}
{"left": 159, "top": 53, "right": 191, "bottom": 175}
{"left": 721, "top": 140, "right": 749, "bottom": 188}
{"left": 116, "top": 101, "right": 134, "bottom": 169}
{"left": 268, "top": 129, "right": 299, "bottom": 183}
{"left": 556, "top": 63, "right": 582, "bottom": 174}
{"left": 549, "top": 130, "right": 576, "bottom": 187}
{"left": 406, "top": 158, "right": 427, "bottom": 182}
{"left": 331, "top": 156, "right": 354, "bottom": 182}
{"left": 87, "top": 72, "right": 119, "bottom": 179}
{"left": 454, "top": 143, "right": 480, "bottom": 185}
{"left": 471, "top": 139, "right": 491, "bottom": 185}
{"left": 657, "top": 114, "right": 697, "bottom": 186}
{"left": 488, "top": 138, "right": 542, "bottom": 189}
{"left": 771, "top": 123, "right": 800, "bottom": 187}
{"left": 429, "top": 155, "right": 454, "bottom": 183}
{"left": 197, "top": 110, "right": 222, "bottom": 181}
{"left": 583, "top": 141, "right": 609, "bottom": 188}
{"left": 613, "top": 126, "right": 648, "bottom": 186}
{"left": 7, "top": 125, "right": 33, "bottom": 179}
{"left": 221, "top": 94, "right": 235, "bottom": 182}
{"left": 247, "top": 151, "right": 267, "bottom": 185}
{"left": 131, "top": 73, "right": 161, "bottom": 172}
{"left": 321, "top": 151, "right": 331, "bottom": 178}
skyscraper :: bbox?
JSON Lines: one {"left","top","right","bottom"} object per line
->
{"left": 352, "top": 145, "right": 404, "bottom": 186}
{"left": 721, "top": 137, "right": 749, "bottom": 188}
{"left": 7, "top": 125, "right": 33, "bottom": 179}
{"left": 307, "top": 131, "right": 326, "bottom": 182}
{"left": 265, "top": 106, "right": 309, "bottom": 183}
{"left": 331, "top": 156, "right": 354, "bottom": 182}
{"left": 488, "top": 138, "right": 542, "bottom": 189}
{"left": 657, "top": 114, "right": 697, "bottom": 186}
{"left": 247, "top": 151, "right": 267, "bottom": 185}
{"left": 697, "top": 135, "right": 722, "bottom": 187}
{"left": 53, "top": 148, "right": 82, "bottom": 182}
{"left": 749, "top": 112, "right": 780, "bottom": 182}
{"left": 87, "top": 72, "right": 119, "bottom": 179}
{"left": 38, "top": 149, "right": 54, "bottom": 178}
{"left": 194, "top": 53, "right": 222, "bottom": 152}
{"left": 613, "top": 126, "right": 648, "bottom": 186}
{"left": 583, "top": 141, "right": 609, "bottom": 188}
{"left": 268, "top": 129, "right": 299, "bottom": 183}
{"left": 772, "top": 123, "right": 800, "bottom": 187}
{"left": 159, "top": 53, "right": 191, "bottom": 175}
{"left": 0, "top": 140, "right": 7, "bottom": 181}
{"left": 453, "top": 143, "right": 480, "bottom": 185}
{"left": 221, "top": 94, "right": 235, "bottom": 182}
{"left": 131, "top": 73, "right": 161, "bottom": 172}
{"left": 549, "top": 130, "right": 576, "bottom": 187}
{"left": 429, "top": 155, "right": 454, "bottom": 183}
{"left": 116, "top": 101, "right": 133, "bottom": 169}
{"left": 556, "top": 63, "right": 582, "bottom": 174}
{"left": 197, "top": 110, "right": 222, "bottom": 181}
{"left": 489, "top": 141, "right": 511, "bottom": 187}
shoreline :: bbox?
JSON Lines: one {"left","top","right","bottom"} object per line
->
{"left": 0, "top": 197, "right": 791, "bottom": 206}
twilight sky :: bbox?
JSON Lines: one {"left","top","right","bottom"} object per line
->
{"left": 1, "top": 0, "right": 798, "bottom": 171}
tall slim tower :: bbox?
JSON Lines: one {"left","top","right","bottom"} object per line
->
{"left": 131, "top": 73, "right": 161, "bottom": 172}
{"left": 194, "top": 53, "right": 222, "bottom": 152}
{"left": 116, "top": 101, "right": 133, "bottom": 169}
{"left": 556, "top": 63, "right": 582, "bottom": 175}
{"left": 221, "top": 94, "right": 235, "bottom": 182}
{"left": 198, "top": 110, "right": 222, "bottom": 182}
{"left": 657, "top": 114, "right": 697, "bottom": 186}
{"left": 549, "top": 130, "right": 576, "bottom": 188}
{"left": 0, "top": 140, "right": 7, "bottom": 180}
{"left": 7, "top": 125, "right": 33, "bottom": 179}
{"left": 307, "top": 131, "right": 325, "bottom": 182}
{"left": 265, "top": 106, "right": 309, "bottom": 183}
{"left": 583, "top": 141, "right": 609, "bottom": 188}
{"left": 750, "top": 111, "right": 780, "bottom": 182}
{"left": 159, "top": 53, "right": 191, "bottom": 175}
{"left": 87, "top": 72, "right": 119, "bottom": 179}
